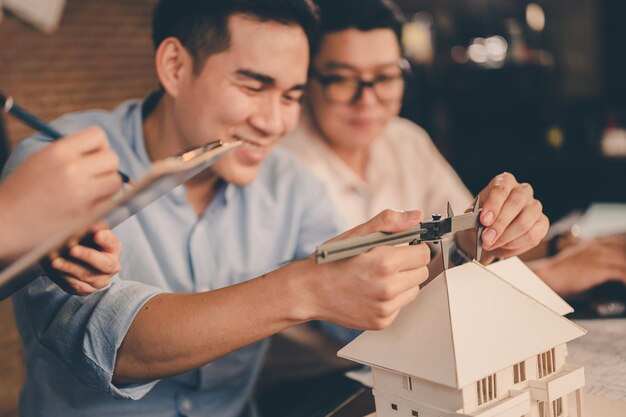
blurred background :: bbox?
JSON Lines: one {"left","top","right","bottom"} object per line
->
{"left": 1, "top": 0, "right": 625, "bottom": 220}
{"left": 0, "top": 0, "right": 625, "bottom": 415}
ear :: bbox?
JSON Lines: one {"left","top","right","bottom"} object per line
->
{"left": 154, "top": 37, "right": 193, "bottom": 98}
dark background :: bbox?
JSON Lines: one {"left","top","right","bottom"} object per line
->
{"left": 396, "top": 0, "right": 626, "bottom": 221}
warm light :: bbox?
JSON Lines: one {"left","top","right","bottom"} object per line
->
{"left": 526, "top": 3, "right": 546, "bottom": 32}
{"left": 402, "top": 11, "right": 435, "bottom": 64}
{"left": 546, "top": 127, "right": 564, "bottom": 148}
{"left": 467, "top": 36, "right": 507, "bottom": 68}
{"left": 451, "top": 45, "right": 468, "bottom": 64}
{"left": 485, "top": 36, "right": 508, "bottom": 62}
{"left": 467, "top": 38, "right": 487, "bottom": 64}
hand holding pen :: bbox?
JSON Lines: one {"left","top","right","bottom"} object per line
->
{"left": 0, "top": 92, "right": 131, "bottom": 183}
{"left": 0, "top": 127, "right": 124, "bottom": 263}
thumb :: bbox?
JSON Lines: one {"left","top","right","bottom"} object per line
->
{"left": 335, "top": 209, "right": 423, "bottom": 242}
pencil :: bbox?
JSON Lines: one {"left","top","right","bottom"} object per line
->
{"left": 0, "top": 93, "right": 131, "bottom": 183}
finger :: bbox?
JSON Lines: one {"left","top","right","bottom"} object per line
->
{"left": 57, "top": 275, "right": 98, "bottom": 296}
{"left": 482, "top": 183, "right": 534, "bottom": 248}
{"left": 493, "top": 202, "right": 546, "bottom": 250}
{"left": 330, "top": 209, "right": 423, "bottom": 242}
{"left": 478, "top": 173, "right": 517, "bottom": 227}
{"left": 493, "top": 216, "right": 548, "bottom": 255}
{"left": 52, "top": 255, "right": 113, "bottom": 290}
{"left": 396, "top": 266, "right": 430, "bottom": 292}
{"left": 363, "top": 243, "right": 431, "bottom": 276}
{"left": 86, "top": 172, "right": 123, "bottom": 204}
{"left": 69, "top": 245, "right": 119, "bottom": 275}
{"left": 387, "top": 284, "right": 421, "bottom": 313}
{"left": 56, "top": 126, "right": 110, "bottom": 157}
{"left": 51, "top": 256, "right": 97, "bottom": 280}
{"left": 93, "top": 229, "right": 122, "bottom": 255}
{"left": 77, "top": 149, "right": 120, "bottom": 178}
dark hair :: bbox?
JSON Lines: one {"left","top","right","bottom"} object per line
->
{"left": 313, "top": 0, "right": 405, "bottom": 55}
{"left": 152, "top": 0, "right": 319, "bottom": 73}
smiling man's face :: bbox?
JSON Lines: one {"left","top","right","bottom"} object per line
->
{"left": 173, "top": 14, "right": 310, "bottom": 186}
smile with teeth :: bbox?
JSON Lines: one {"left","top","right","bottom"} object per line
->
{"left": 235, "top": 135, "right": 269, "bottom": 159}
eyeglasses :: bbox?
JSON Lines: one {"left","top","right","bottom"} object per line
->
{"left": 310, "top": 59, "right": 410, "bottom": 104}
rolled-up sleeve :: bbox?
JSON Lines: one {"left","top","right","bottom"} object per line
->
{"left": 16, "top": 275, "right": 165, "bottom": 399}
{"left": 4, "top": 134, "right": 167, "bottom": 399}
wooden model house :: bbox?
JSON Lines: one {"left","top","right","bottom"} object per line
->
{"left": 338, "top": 257, "right": 586, "bottom": 417}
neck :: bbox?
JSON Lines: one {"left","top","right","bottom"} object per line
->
{"left": 308, "top": 110, "right": 369, "bottom": 180}
{"left": 143, "top": 94, "right": 219, "bottom": 215}
{"left": 329, "top": 143, "right": 369, "bottom": 181}
{"left": 143, "top": 94, "right": 185, "bottom": 161}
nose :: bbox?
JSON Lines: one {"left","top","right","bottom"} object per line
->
{"left": 352, "top": 84, "right": 379, "bottom": 107}
{"left": 250, "top": 95, "right": 284, "bottom": 137}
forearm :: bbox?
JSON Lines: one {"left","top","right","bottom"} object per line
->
{"left": 113, "top": 261, "right": 312, "bottom": 384}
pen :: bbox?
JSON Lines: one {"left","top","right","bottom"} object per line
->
{"left": 0, "top": 92, "right": 131, "bottom": 183}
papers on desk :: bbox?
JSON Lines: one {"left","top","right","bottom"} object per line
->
{"left": 569, "top": 319, "right": 626, "bottom": 402}
{"left": 574, "top": 203, "right": 626, "bottom": 240}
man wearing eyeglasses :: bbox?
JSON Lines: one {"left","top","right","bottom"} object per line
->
{"left": 283, "top": 0, "right": 549, "bottom": 276}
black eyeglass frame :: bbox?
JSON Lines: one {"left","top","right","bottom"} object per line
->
{"left": 310, "top": 58, "right": 412, "bottom": 104}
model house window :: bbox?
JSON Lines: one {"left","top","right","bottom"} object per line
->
{"left": 537, "top": 348, "right": 556, "bottom": 379}
{"left": 391, "top": 403, "right": 398, "bottom": 411}
{"left": 411, "top": 411, "right": 419, "bottom": 416}
{"left": 476, "top": 373, "right": 497, "bottom": 406}
{"left": 552, "top": 398, "right": 563, "bottom": 416}
{"left": 513, "top": 361, "right": 526, "bottom": 383}
{"left": 402, "top": 375, "right": 413, "bottom": 391}
{"left": 538, "top": 401, "right": 546, "bottom": 417}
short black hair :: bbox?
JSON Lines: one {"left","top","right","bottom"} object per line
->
{"left": 313, "top": 0, "right": 405, "bottom": 55}
{"left": 152, "top": 0, "right": 319, "bottom": 73}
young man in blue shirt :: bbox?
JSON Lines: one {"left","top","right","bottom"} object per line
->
{"left": 4, "top": 1, "right": 547, "bottom": 416}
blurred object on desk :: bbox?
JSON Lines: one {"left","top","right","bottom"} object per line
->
{"left": 572, "top": 203, "right": 626, "bottom": 240}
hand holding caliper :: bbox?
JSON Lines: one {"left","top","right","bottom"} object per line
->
{"left": 316, "top": 198, "right": 483, "bottom": 271}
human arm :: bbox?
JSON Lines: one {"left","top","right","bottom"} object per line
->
{"left": 113, "top": 209, "right": 430, "bottom": 384}
{"left": 526, "top": 235, "right": 626, "bottom": 296}
{"left": 0, "top": 127, "right": 121, "bottom": 264}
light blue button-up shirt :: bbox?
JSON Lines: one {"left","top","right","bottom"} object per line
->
{"left": 3, "top": 100, "right": 354, "bottom": 417}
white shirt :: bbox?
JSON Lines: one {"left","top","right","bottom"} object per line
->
{"left": 282, "top": 111, "right": 474, "bottom": 230}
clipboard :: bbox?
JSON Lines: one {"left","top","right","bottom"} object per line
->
{"left": 0, "top": 139, "right": 241, "bottom": 300}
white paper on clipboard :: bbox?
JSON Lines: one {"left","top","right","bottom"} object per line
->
{"left": 0, "top": 140, "right": 241, "bottom": 300}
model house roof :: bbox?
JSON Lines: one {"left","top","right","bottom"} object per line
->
{"left": 338, "top": 258, "right": 586, "bottom": 389}
{"left": 487, "top": 256, "right": 573, "bottom": 315}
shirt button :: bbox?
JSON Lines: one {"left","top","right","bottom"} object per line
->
{"left": 181, "top": 398, "right": 193, "bottom": 412}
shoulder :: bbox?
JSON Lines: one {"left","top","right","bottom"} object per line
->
{"left": 259, "top": 147, "right": 327, "bottom": 193}
{"left": 4, "top": 101, "right": 141, "bottom": 177}
{"left": 383, "top": 117, "right": 435, "bottom": 149}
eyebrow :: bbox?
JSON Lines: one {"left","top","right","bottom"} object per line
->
{"left": 235, "top": 69, "right": 306, "bottom": 92}
{"left": 323, "top": 60, "right": 400, "bottom": 72}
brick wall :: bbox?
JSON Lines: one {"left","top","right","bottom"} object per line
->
{"left": 0, "top": 0, "right": 159, "bottom": 147}
{"left": 0, "top": 1, "right": 158, "bottom": 415}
